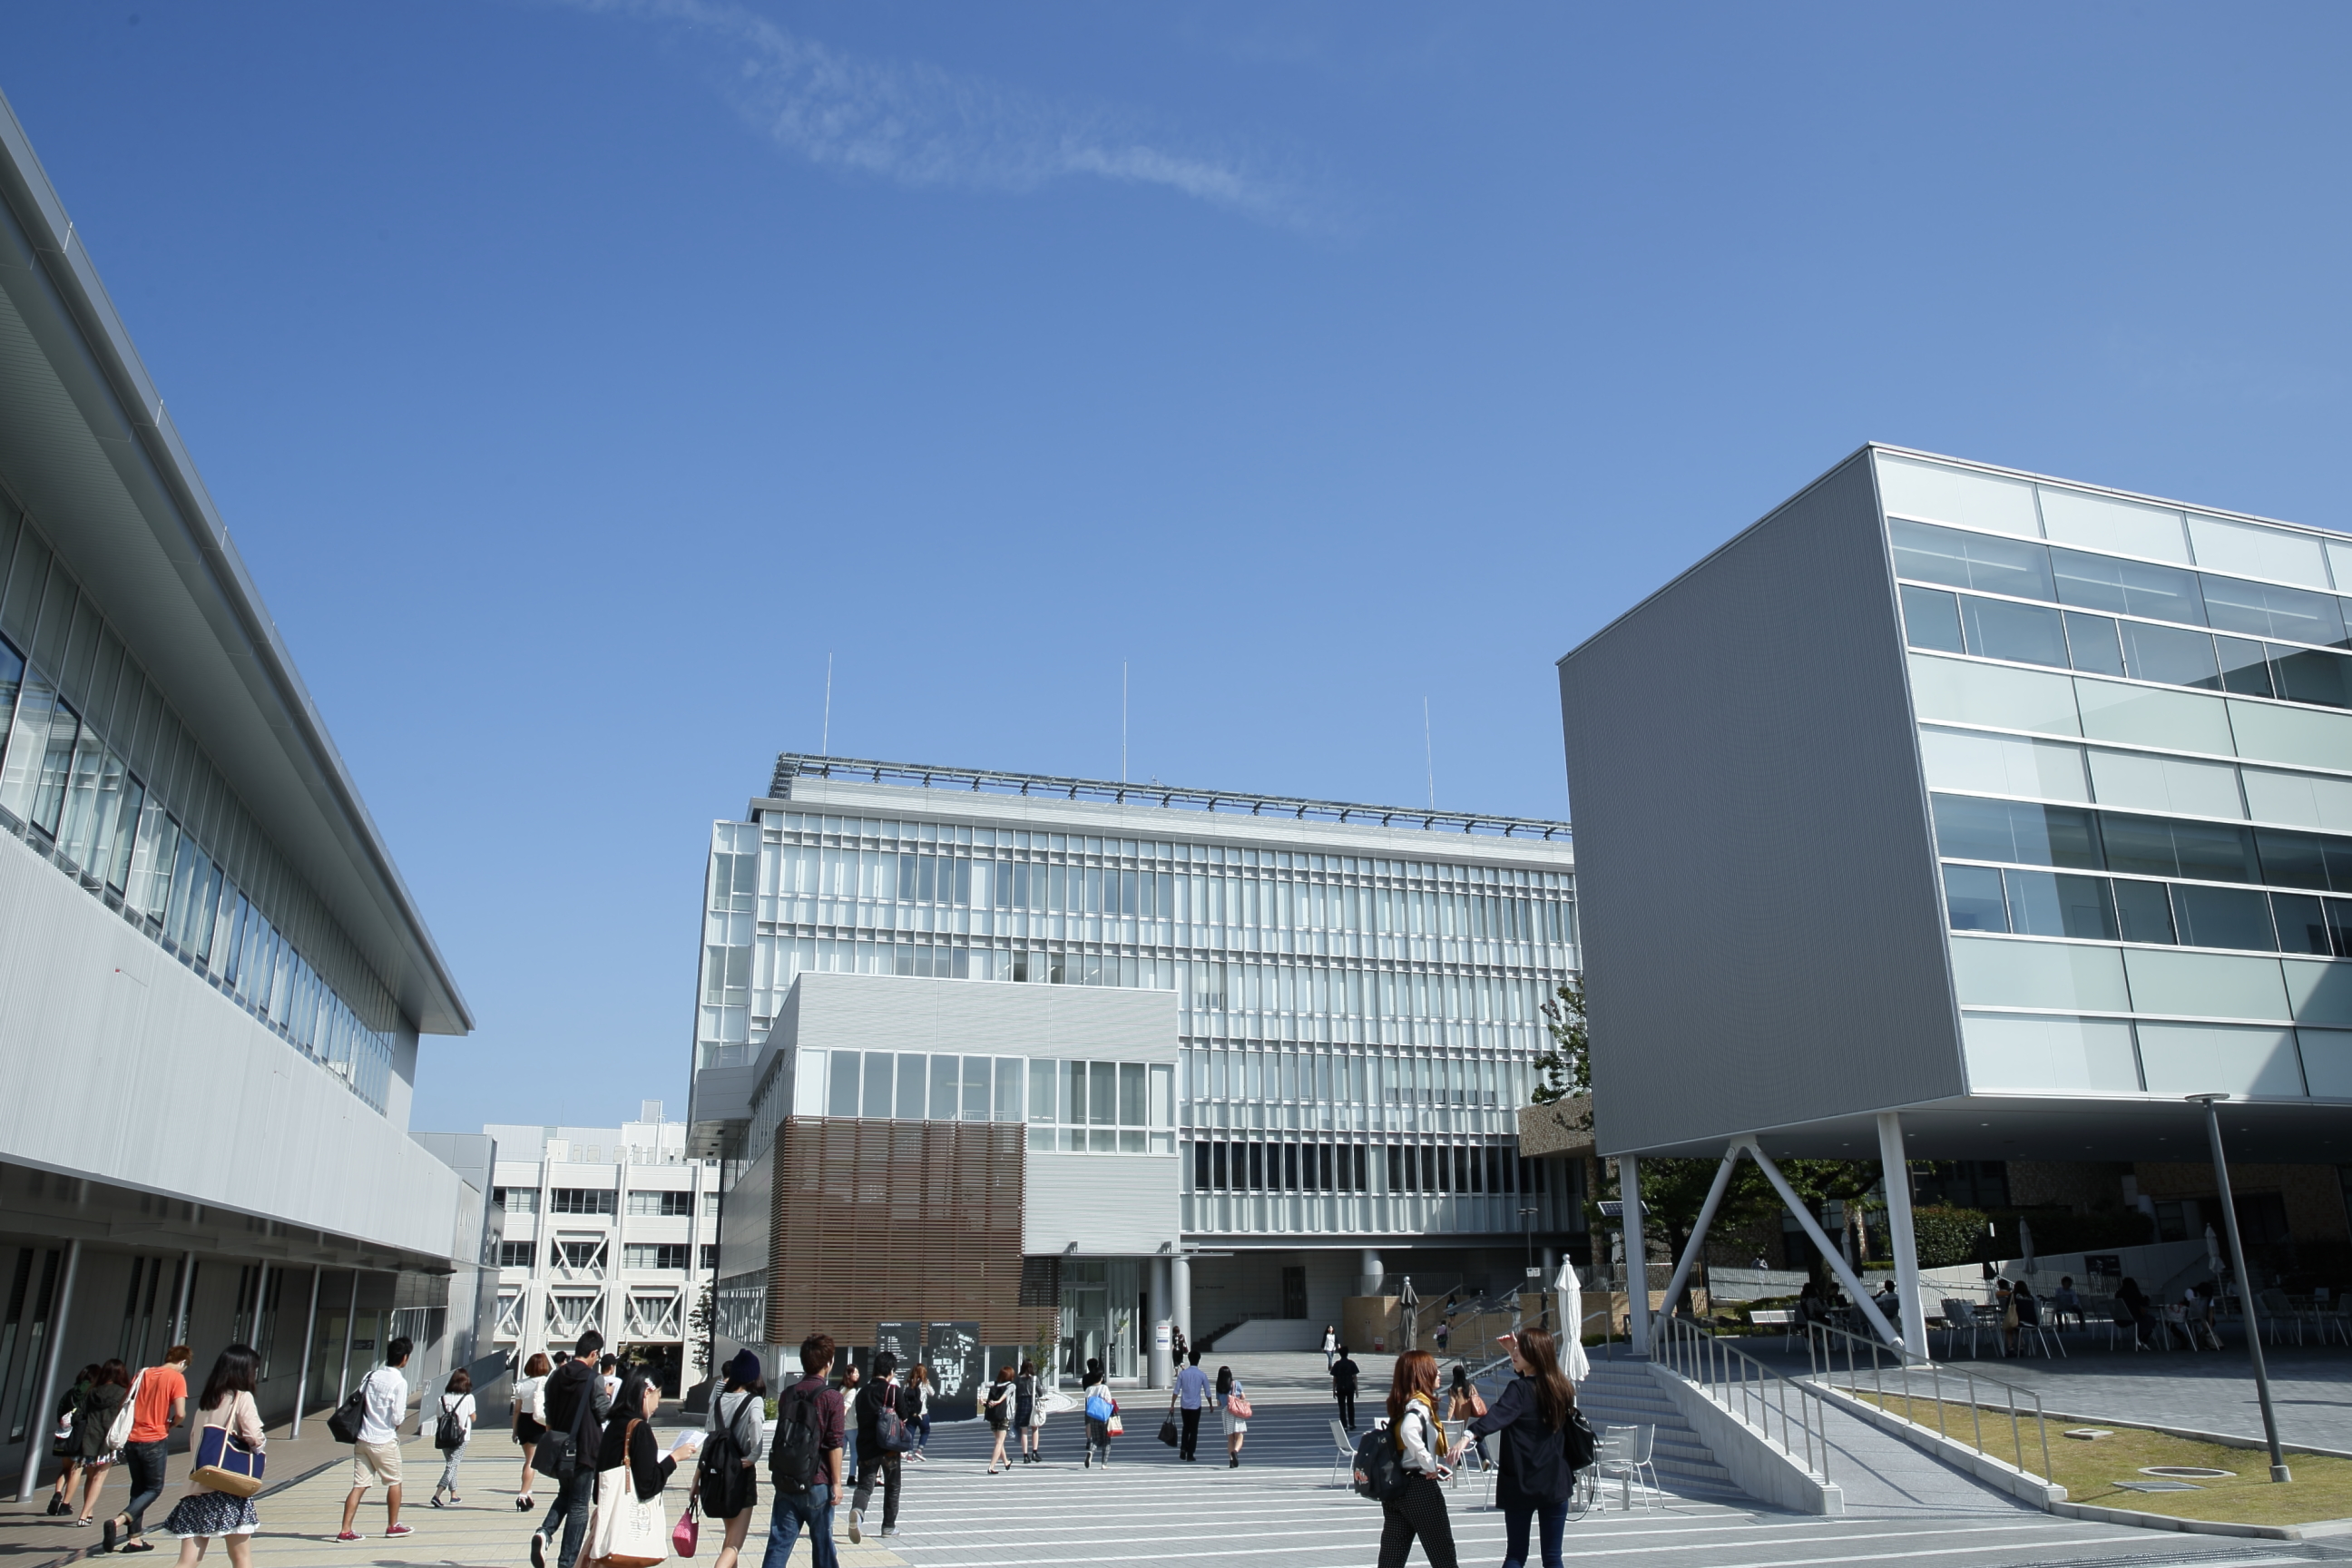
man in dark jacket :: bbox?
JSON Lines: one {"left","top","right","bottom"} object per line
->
{"left": 847, "top": 1352, "right": 918, "bottom": 1543}
{"left": 1331, "top": 1346, "right": 1361, "bottom": 1430}
{"left": 529, "top": 1331, "right": 614, "bottom": 1568}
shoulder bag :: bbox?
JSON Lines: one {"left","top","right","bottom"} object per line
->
{"left": 1156, "top": 1388, "right": 1180, "bottom": 1448}
{"left": 534, "top": 1376, "right": 599, "bottom": 1480}
{"left": 872, "top": 1386, "right": 916, "bottom": 1455}
{"left": 191, "top": 1397, "right": 267, "bottom": 1497}
{"left": 104, "top": 1372, "right": 144, "bottom": 1452}
{"left": 584, "top": 1418, "right": 667, "bottom": 1568}
{"left": 1223, "top": 1387, "right": 1253, "bottom": 1420}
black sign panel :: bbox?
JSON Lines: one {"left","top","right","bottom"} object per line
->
{"left": 923, "top": 1321, "right": 982, "bottom": 1424}
{"left": 875, "top": 1321, "right": 919, "bottom": 1377}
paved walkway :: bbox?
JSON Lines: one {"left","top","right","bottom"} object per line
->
{"left": 5, "top": 1370, "right": 2345, "bottom": 1568}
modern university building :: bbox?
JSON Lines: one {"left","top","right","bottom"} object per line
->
{"left": 686, "top": 755, "right": 1582, "bottom": 1387}
{"left": 1561, "top": 446, "right": 2352, "bottom": 1353}
{"left": 0, "top": 93, "right": 491, "bottom": 1489}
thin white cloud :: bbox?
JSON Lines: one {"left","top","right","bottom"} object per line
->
{"left": 555, "top": 0, "right": 1335, "bottom": 233}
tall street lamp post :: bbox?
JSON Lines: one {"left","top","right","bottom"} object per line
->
{"left": 2188, "top": 1093, "right": 2290, "bottom": 1483}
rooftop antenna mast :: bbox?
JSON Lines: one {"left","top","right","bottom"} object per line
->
{"left": 1423, "top": 697, "right": 1436, "bottom": 808}
{"left": 1122, "top": 661, "right": 1129, "bottom": 783}
{"left": 820, "top": 653, "right": 834, "bottom": 758}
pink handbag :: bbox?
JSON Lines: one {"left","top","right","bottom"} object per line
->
{"left": 671, "top": 1502, "right": 699, "bottom": 1558}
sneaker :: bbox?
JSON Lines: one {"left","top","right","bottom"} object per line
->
{"left": 384, "top": 1525, "right": 415, "bottom": 1538}
{"left": 428, "top": 1497, "right": 445, "bottom": 1510}
{"left": 848, "top": 1512, "right": 863, "bottom": 1544}
{"left": 879, "top": 1526, "right": 897, "bottom": 1538}
{"left": 337, "top": 1533, "right": 364, "bottom": 1543}
{"left": 530, "top": 1534, "right": 546, "bottom": 1568}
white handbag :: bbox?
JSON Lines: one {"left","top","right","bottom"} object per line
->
{"left": 104, "top": 1372, "right": 144, "bottom": 1452}
{"left": 585, "top": 1421, "right": 670, "bottom": 1568}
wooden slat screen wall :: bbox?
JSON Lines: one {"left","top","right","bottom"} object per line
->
{"left": 765, "top": 1116, "right": 1044, "bottom": 1347}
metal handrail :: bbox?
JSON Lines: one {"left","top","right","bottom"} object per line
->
{"left": 1801, "top": 1321, "right": 2053, "bottom": 1485}
{"left": 1654, "top": 1315, "right": 1830, "bottom": 1483}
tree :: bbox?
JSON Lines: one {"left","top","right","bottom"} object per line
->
{"left": 1530, "top": 979, "right": 1592, "bottom": 1146}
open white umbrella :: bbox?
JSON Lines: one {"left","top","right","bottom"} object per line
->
{"left": 2018, "top": 1217, "right": 2036, "bottom": 1278}
{"left": 2206, "top": 1222, "right": 2224, "bottom": 1276}
{"left": 1554, "top": 1260, "right": 1592, "bottom": 1380}
{"left": 1399, "top": 1275, "right": 1419, "bottom": 1352}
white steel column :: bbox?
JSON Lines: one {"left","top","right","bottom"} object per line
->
{"left": 15, "top": 1239, "right": 81, "bottom": 1500}
{"left": 1171, "top": 1252, "right": 1191, "bottom": 1344}
{"left": 337, "top": 1271, "right": 360, "bottom": 1402}
{"left": 1657, "top": 1146, "right": 1742, "bottom": 1322}
{"left": 1146, "top": 1257, "right": 1171, "bottom": 1388}
{"left": 1877, "top": 1112, "right": 1928, "bottom": 1360}
{"left": 1743, "top": 1140, "right": 1903, "bottom": 1350}
{"left": 290, "top": 1268, "right": 322, "bottom": 1436}
{"left": 170, "top": 1250, "right": 195, "bottom": 1346}
{"left": 1621, "top": 1157, "right": 1651, "bottom": 1356}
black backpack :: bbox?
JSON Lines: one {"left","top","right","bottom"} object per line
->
{"left": 1350, "top": 1426, "right": 1406, "bottom": 1502}
{"left": 769, "top": 1387, "right": 822, "bottom": 1493}
{"left": 696, "top": 1395, "right": 750, "bottom": 1511}
{"left": 433, "top": 1397, "right": 467, "bottom": 1453}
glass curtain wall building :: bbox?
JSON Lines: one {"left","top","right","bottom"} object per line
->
{"left": 689, "top": 755, "right": 1580, "bottom": 1383}
{"left": 0, "top": 87, "right": 486, "bottom": 1483}
{"left": 1561, "top": 445, "right": 2352, "bottom": 1171}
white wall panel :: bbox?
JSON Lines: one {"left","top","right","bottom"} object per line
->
{"left": 1023, "top": 1151, "right": 1178, "bottom": 1254}
{"left": 0, "top": 831, "right": 466, "bottom": 1259}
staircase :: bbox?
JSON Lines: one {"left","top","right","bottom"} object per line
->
{"left": 1574, "top": 1359, "right": 1749, "bottom": 1503}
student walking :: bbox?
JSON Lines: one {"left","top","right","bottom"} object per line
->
{"left": 338, "top": 1335, "right": 415, "bottom": 1542}
{"left": 105, "top": 1344, "right": 191, "bottom": 1553}
{"left": 1014, "top": 1360, "right": 1043, "bottom": 1465}
{"left": 511, "top": 1352, "right": 553, "bottom": 1510}
{"left": 838, "top": 1367, "right": 862, "bottom": 1486}
{"left": 160, "top": 1346, "right": 267, "bottom": 1568}
{"left": 1080, "top": 1359, "right": 1113, "bottom": 1469}
{"left": 983, "top": 1367, "right": 1014, "bottom": 1475}
{"left": 698, "top": 1351, "right": 765, "bottom": 1568}
{"left": 46, "top": 1364, "right": 99, "bottom": 1517}
{"left": 1173, "top": 1352, "right": 1210, "bottom": 1462}
{"left": 906, "top": 1367, "right": 931, "bottom": 1463}
{"left": 529, "top": 1331, "right": 615, "bottom": 1568}
{"left": 848, "top": 1352, "right": 915, "bottom": 1543}
{"left": 1465, "top": 1329, "right": 1576, "bottom": 1568}
{"left": 427, "top": 1369, "right": 477, "bottom": 1508}
{"left": 760, "top": 1333, "right": 847, "bottom": 1568}
{"left": 601, "top": 1371, "right": 696, "bottom": 1515}
{"left": 1331, "top": 1345, "right": 1361, "bottom": 1430}
{"left": 1322, "top": 1325, "right": 1339, "bottom": 1369}
{"left": 1215, "top": 1367, "right": 1249, "bottom": 1468}
{"left": 1374, "top": 1350, "right": 1457, "bottom": 1568}
{"left": 69, "top": 1361, "right": 133, "bottom": 1526}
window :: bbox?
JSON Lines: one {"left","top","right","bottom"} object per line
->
{"left": 1026, "top": 1058, "right": 1175, "bottom": 1154}
{"left": 703, "top": 1193, "right": 720, "bottom": 1218}
{"left": 627, "top": 1191, "right": 694, "bottom": 1217}
{"left": 700, "top": 1245, "right": 719, "bottom": 1271}
{"left": 2202, "top": 575, "right": 2347, "bottom": 648}
{"left": 2052, "top": 548, "right": 2204, "bottom": 624}
{"left": 1931, "top": 795, "right": 2102, "bottom": 870}
{"left": 1962, "top": 596, "right": 2069, "bottom": 668}
{"left": 550, "top": 1189, "right": 616, "bottom": 1216}
{"left": 2120, "top": 621, "right": 2220, "bottom": 689}
{"left": 1890, "top": 518, "right": 2053, "bottom": 601}
{"left": 554, "top": 1239, "right": 607, "bottom": 1271}
{"left": 623, "top": 1245, "right": 689, "bottom": 1271}
{"left": 498, "top": 1241, "right": 534, "bottom": 1269}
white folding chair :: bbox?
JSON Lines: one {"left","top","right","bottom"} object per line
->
{"left": 1329, "top": 1418, "right": 1357, "bottom": 1487}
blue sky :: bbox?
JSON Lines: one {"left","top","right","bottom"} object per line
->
{"left": 5, "top": 3, "right": 2348, "bottom": 1131}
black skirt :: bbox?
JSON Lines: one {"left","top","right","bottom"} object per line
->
{"left": 514, "top": 1416, "right": 547, "bottom": 1445}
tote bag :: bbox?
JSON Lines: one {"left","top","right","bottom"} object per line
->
{"left": 190, "top": 1401, "right": 267, "bottom": 1498}
{"left": 585, "top": 1421, "right": 669, "bottom": 1568}
{"left": 104, "top": 1372, "right": 144, "bottom": 1452}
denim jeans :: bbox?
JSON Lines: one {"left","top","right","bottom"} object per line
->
{"left": 536, "top": 1465, "right": 593, "bottom": 1568}
{"left": 760, "top": 1481, "right": 837, "bottom": 1568}
{"left": 122, "top": 1441, "right": 169, "bottom": 1534}
{"left": 1503, "top": 1500, "right": 1568, "bottom": 1568}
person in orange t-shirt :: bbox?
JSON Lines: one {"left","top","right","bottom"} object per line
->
{"left": 103, "top": 1346, "right": 190, "bottom": 1554}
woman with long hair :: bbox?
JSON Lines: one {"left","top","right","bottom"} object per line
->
{"left": 983, "top": 1365, "right": 1014, "bottom": 1475}
{"left": 907, "top": 1366, "right": 932, "bottom": 1462}
{"left": 1014, "top": 1359, "right": 1042, "bottom": 1464}
{"left": 71, "top": 1360, "right": 132, "bottom": 1525}
{"left": 697, "top": 1351, "right": 765, "bottom": 1568}
{"left": 162, "top": 1346, "right": 266, "bottom": 1568}
{"left": 1466, "top": 1329, "right": 1578, "bottom": 1568}
{"left": 1376, "top": 1349, "right": 1456, "bottom": 1568}
{"left": 1215, "top": 1365, "right": 1248, "bottom": 1468}
{"left": 46, "top": 1364, "right": 100, "bottom": 1516}
{"left": 512, "top": 1351, "right": 554, "bottom": 1509}
{"left": 1081, "top": 1357, "right": 1113, "bottom": 1469}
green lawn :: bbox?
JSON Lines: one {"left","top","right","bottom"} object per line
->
{"left": 1857, "top": 1394, "right": 2352, "bottom": 1528}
